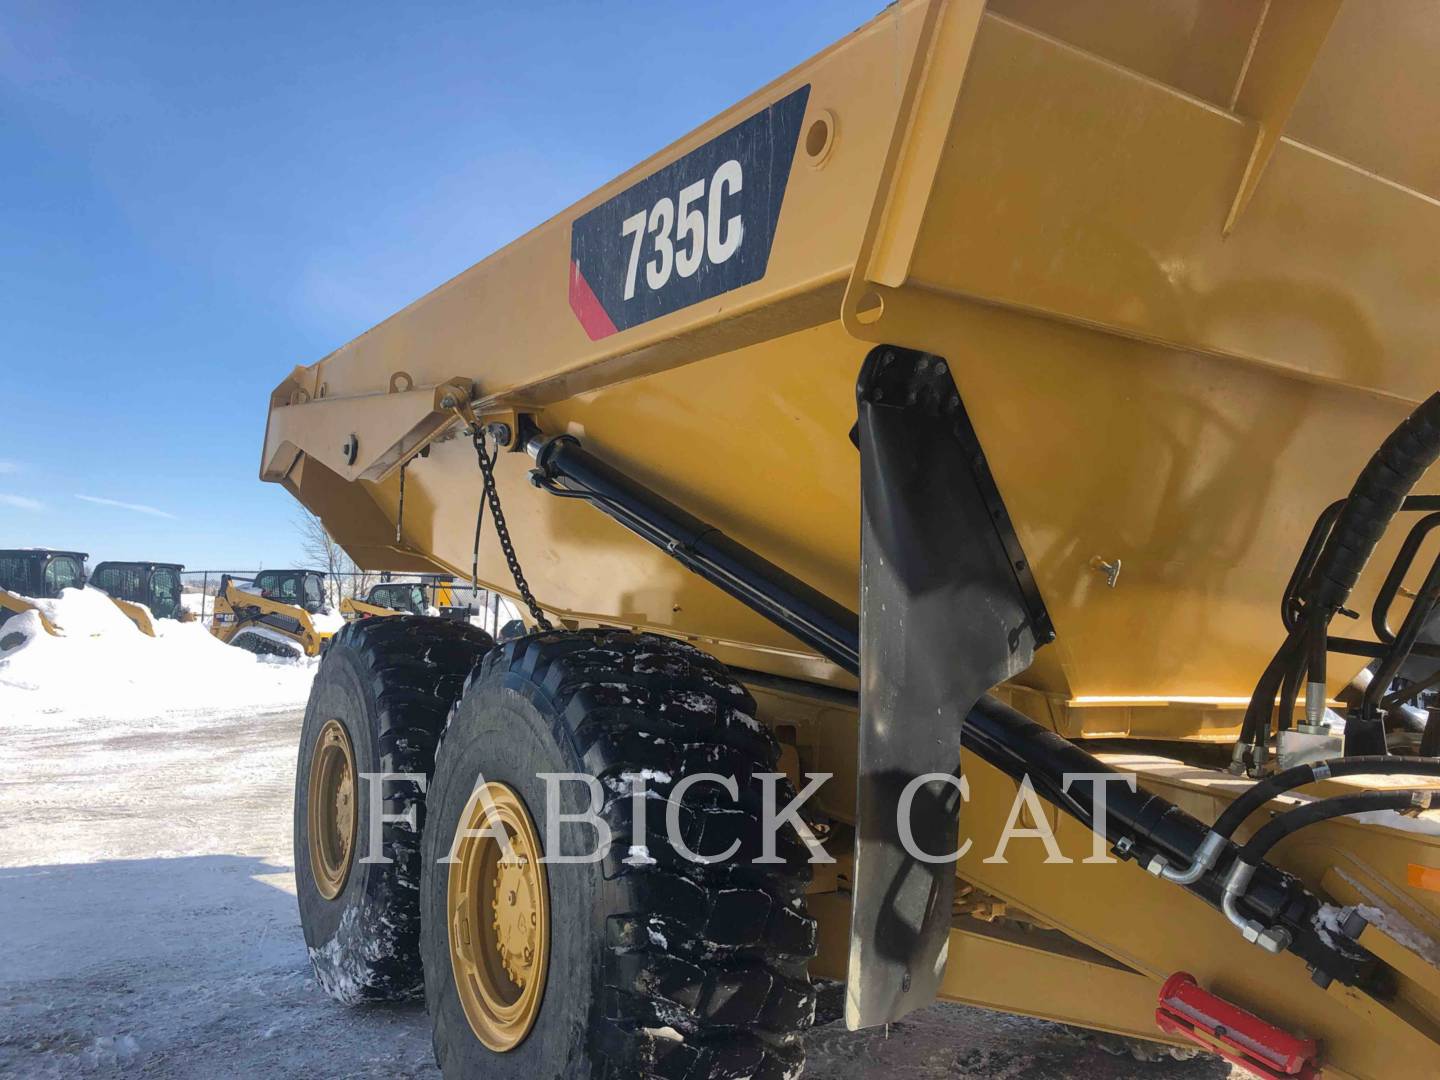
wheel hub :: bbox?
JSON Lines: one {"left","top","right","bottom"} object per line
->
{"left": 447, "top": 782, "right": 550, "bottom": 1052}
{"left": 307, "top": 719, "right": 357, "bottom": 900}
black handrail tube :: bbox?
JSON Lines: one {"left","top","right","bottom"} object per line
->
{"left": 1370, "top": 511, "right": 1440, "bottom": 644}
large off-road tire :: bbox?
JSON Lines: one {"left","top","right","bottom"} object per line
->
{"left": 295, "top": 615, "right": 495, "bottom": 1003}
{"left": 421, "top": 629, "right": 818, "bottom": 1080}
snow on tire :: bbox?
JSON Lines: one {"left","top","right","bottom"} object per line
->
{"left": 295, "top": 615, "right": 494, "bottom": 1003}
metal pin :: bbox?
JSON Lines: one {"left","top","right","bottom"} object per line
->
{"left": 1089, "top": 556, "right": 1122, "bottom": 588}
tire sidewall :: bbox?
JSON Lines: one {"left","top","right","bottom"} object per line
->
{"left": 294, "top": 640, "right": 398, "bottom": 986}
{"left": 422, "top": 671, "right": 602, "bottom": 1080}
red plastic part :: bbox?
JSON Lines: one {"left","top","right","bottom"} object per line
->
{"left": 1155, "top": 972, "right": 1321, "bottom": 1080}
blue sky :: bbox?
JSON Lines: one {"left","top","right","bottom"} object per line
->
{"left": 1, "top": 1, "right": 879, "bottom": 569}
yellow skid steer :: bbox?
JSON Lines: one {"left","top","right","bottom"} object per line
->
{"left": 0, "top": 548, "right": 81, "bottom": 650}
{"left": 90, "top": 560, "right": 192, "bottom": 636}
{"left": 0, "top": 549, "right": 153, "bottom": 649}
{"left": 210, "top": 569, "right": 333, "bottom": 658}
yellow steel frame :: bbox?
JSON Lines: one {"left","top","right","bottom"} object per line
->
{"left": 338, "top": 595, "right": 402, "bottom": 621}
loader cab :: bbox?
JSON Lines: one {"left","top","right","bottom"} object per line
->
{"left": 253, "top": 569, "right": 328, "bottom": 614}
{"left": 90, "top": 561, "right": 186, "bottom": 621}
{"left": 365, "top": 581, "right": 428, "bottom": 615}
{"left": 0, "top": 549, "right": 88, "bottom": 600}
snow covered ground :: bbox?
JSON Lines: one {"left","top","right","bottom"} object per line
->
{"left": 0, "top": 588, "right": 317, "bottom": 723}
{"left": 0, "top": 705, "right": 436, "bottom": 1079}
{"left": 0, "top": 599, "right": 1233, "bottom": 1077}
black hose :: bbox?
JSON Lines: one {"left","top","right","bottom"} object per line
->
{"left": 1240, "top": 394, "right": 1440, "bottom": 756}
{"left": 1238, "top": 791, "right": 1429, "bottom": 865}
{"left": 1302, "top": 393, "right": 1440, "bottom": 613}
{"left": 1238, "top": 628, "right": 1305, "bottom": 749}
{"left": 1214, "top": 755, "right": 1440, "bottom": 840}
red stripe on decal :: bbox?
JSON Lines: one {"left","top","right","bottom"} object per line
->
{"left": 568, "top": 260, "right": 618, "bottom": 340}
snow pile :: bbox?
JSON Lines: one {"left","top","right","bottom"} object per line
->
{"left": 0, "top": 588, "right": 317, "bottom": 723}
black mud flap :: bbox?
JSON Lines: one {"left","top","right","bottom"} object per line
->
{"left": 847, "top": 345, "right": 1052, "bottom": 1029}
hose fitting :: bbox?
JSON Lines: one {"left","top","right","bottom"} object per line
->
{"left": 1222, "top": 861, "right": 1293, "bottom": 954}
{"left": 1146, "top": 830, "right": 1226, "bottom": 886}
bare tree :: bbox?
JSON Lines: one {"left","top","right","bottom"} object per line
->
{"left": 294, "top": 510, "right": 374, "bottom": 608}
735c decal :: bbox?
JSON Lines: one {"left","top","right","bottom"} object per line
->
{"left": 568, "top": 85, "right": 811, "bottom": 340}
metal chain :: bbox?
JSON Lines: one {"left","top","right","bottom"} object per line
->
{"left": 473, "top": 429, "right": 553, "bottom": 631}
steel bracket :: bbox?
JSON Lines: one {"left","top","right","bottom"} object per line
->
{"left": 847, "top": 344, "right": 1051, "bottom": 1029}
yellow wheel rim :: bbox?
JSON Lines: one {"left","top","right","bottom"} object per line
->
{"left": 307, "top": 719, "right": 358, "bottom": 900}
{"left": 447, "top": 782, "right": 550, "bottom": 1052}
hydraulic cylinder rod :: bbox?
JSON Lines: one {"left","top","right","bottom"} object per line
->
{"left": 527, "top": 433, "right": 860, "bottom": 671}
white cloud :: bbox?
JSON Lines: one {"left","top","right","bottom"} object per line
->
{"left": 0, "top": 493, "right": 44, "bottom": 511}
{"left": 75, "top": 494, "right": 177, "bottom": 520}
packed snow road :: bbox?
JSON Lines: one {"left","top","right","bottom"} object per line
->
{"left": 0, "top": 703, "right": 1236, "bottom": 1079}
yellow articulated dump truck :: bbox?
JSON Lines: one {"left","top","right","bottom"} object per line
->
{"left": 262, "top": 2, "right": 1440, "bottom": 1077}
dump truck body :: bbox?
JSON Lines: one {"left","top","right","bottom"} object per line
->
{"left": 263, "top": 3, "right": 1440, "bottom": 1076}
{"left": 263, "top": 1, "right": 1438, "bottom": 706}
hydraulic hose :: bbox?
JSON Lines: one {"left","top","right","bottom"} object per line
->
{"left": 1237, "top": 393, "right": 1440, "bottom": 762}
{"left": 1237, "top": 791, "right": 1434, "bottom": 866}
{"left": 1235, "top": 628, "right": 1306, "bottom": 758}
{"left": 1219, "top": 789, "right": 1436, "bottom": 951}
{"left": 1213, "top": 755, "right": 1440, "bottom": 841}
{"left": 1301, "top": 392, "right": 1440, "bottom": 615}
{"left": 1152, "top": 753, "right": 1440, "bottom": 884}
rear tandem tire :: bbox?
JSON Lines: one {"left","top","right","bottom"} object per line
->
{"left": 294, "top": 615, "right": 495, "bottom": 1003}
{"left": 420, "top": 628, "right": 818, "bottom": 1079}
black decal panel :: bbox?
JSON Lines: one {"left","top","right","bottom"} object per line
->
{"left": 568, "top": 85, "right": 810, "bottom": 339}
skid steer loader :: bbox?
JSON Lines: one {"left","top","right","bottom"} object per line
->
{"left": 340, "top": 576, "right": 471, "bottom": 622}
{"left": 209, "top": 569, "right": 334, "bottom": 658}
{"left": 0, "top": 548, "right": 86, "bottom": 650}
{"left": 262, "top": 3, "right": 1440, "bottom": 1077}
{"left": 0, "top": 550, "right": 179, "bottom": 647}
{"left": 90, "top": 560, "right": 192, "bottom": 636}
